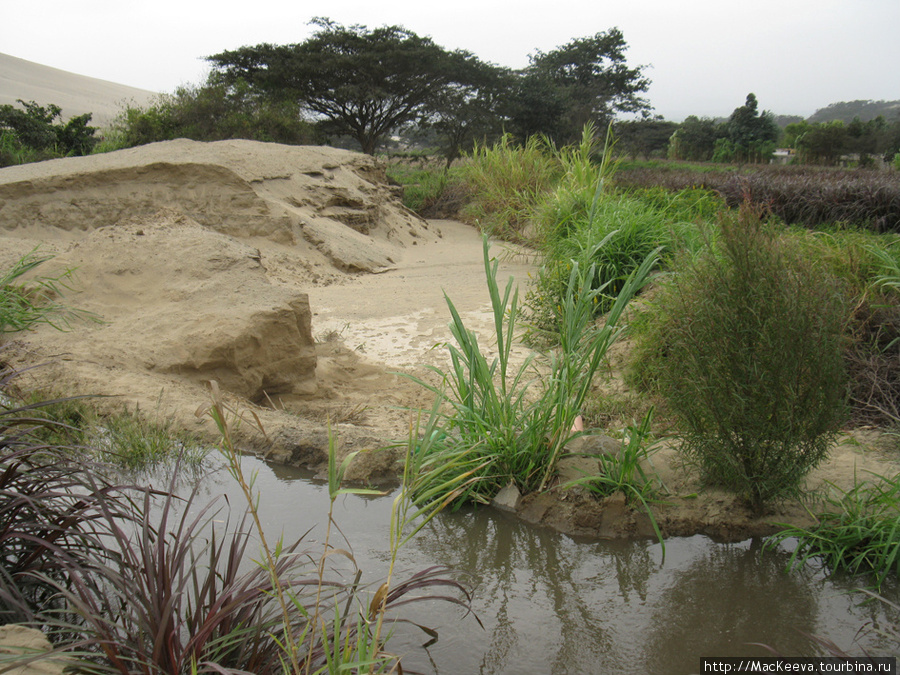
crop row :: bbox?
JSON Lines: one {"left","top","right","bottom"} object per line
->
{"left": 615, "top": 164, "right": 900, "bottom": 231}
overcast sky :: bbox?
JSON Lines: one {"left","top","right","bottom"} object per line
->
{"left": 5, "top": 0, "right": 899, "bottom": 121}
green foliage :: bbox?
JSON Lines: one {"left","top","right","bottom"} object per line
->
{"left": 786, "top": 119, "right": 848, "bottom": 165}
{"left": 459, "top": 133, "right": 561, "bottom": 240}
{"left": 424, "top": 59, "right": 511, "bottom": 167}
{"left": 720, "top": 93, "right": 780, "bottom": 164}
{"left": 533, "top": 122, "right": 613, "bottom": 231}
{"left": 0, "top": 100, "right": 98, "bottom": 166}
{"left": 614, "top": 118, "right": 679, "bottom": 160}
{"left": 619, "top": 185, "right": 725, "bottom": 224}
{"left": 208, "top": 17, "right": 491, "bottom": 155}
{"left": 96, "top": 406, "right": 207, "bottom": 471}
{"left": 783, "top": 114, "right": 900, "bottom": 167}
{"left": 0, "top": 250, "right": 87, "bottom": 336}
{"left": 523, "top": 195, "right": 672, "bottom": 341}
{"left": 766, "top": 473, "right": 900, "bottom": 589}
{"left": 0, "top": 129, "right": 41, "bottom": 166}
{"left": 667, "top": 116, "right": 721, "bottom": 162}
{"left": 13, "top": 389, "right": 207, "bottom": 472}
{"left": 385, "top": 162, "right": 469, "bottom": 216}
{"left": 507, "top": 28, "right": 651, "bottom": 145}
{"left": 639, "top": 206, "right": 849, "bottom": 513}
{"left": 524, "top": 128, "right": 684, "bottom": 342}
{"left": 405, "top": 236, "right": 656, "bottom": 507}
{"left": 100, "top": 82, "right": 317, "bottom": 150}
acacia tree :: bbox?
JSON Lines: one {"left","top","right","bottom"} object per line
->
{"left": 508, "top": 28, "right": 651, "bottom": 144}
{"left": 207, "top": 18, "right": 490, "bottom": 155}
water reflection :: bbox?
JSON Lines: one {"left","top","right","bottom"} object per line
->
{"left": 644, "top": 538, "right": 819, "bottom": 673}
{"left": 163, "top": 456, "right": 898, "bottom": 675}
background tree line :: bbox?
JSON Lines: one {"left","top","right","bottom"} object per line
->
{"left": 656, "top": 96, "right": 900, "bottom": 167}
{"left": 3, "top": 17, "right": 899, "bottom": 170}
{"left": 102, "top": 18, "right": 651, "bottom": 162}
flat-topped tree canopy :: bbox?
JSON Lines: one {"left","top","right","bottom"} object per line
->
{"left": 207, "top": 18, "right": 493, "bottom": 155}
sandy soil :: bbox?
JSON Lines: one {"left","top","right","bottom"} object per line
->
{"left": 1, "top": 139, "right": 898, "bottom": 542}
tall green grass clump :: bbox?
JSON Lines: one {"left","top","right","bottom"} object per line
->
{"left": 638, "top": 205, "right": 848, "bottom": 514}
{"left": 459, "top": 134, "right": 560, "bottom": 241}
{"left": 534, "top": 123, "right": 615, "bottom": 234}
{"left": 524, "top": 195, "right": 677, "bottom": 343}
{"left": 766, "top": 473, "right": 900, "bottom": 589}
{"left": 406, "top": 235, "right": 656, "bottom": 506}
{"left": 523, "top": 125, "right": 686, "bottom": 343}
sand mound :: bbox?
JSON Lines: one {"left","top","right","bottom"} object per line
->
{"left": 0, "top": 139, "right": 432, "bottom": 274}
{"left": 0, "top": 139, "right": 441, "bottom": 469}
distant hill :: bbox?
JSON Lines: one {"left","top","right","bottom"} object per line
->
{"left": 808, "top": 99, "right": 900, "bottom": 124}
{"left": 773, "top": 114, "right": 805, "bottom": 129}
{"left": 0, "top": 53, "right": 158, "bottom": 127}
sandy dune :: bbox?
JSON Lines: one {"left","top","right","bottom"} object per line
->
{"left": 0, "top": 52, "right": 157, "bottom": 127}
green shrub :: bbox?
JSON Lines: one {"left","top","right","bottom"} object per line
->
{"left": 641, "top": 205, "right": 848, "bottom": 513}
{"left": 0, "top": 100, "right": 98, "bottom": 166}
{"left": 99, "top": 82, "right": 318, "bottom": 151}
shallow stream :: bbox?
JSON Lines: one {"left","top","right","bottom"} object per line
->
{"left": 178, "top": 455, "right": 899, "bottom": 675}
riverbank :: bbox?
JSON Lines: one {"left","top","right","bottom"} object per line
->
{"left": 2, "top": 140, "right": 897, "bottom": 543}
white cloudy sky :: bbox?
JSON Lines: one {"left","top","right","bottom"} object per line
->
{"left": 5, "top": 0, "right": 899, "bottom": 121}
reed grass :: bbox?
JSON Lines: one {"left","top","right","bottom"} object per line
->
{"left": 203, "top": 383, "right": 474, "bottom": 674}
{"left": 0, "top": 249, "right": 93, "bottom": 336}
{"left": 459, "top": 134, "right": 560, "bottom": 241}
{"left": 405, "top": 234, "right": 657, "bottom": 507}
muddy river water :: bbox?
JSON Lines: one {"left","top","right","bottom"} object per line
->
{"left": 181, "top": 455, "right": 899, "bottom": 675}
